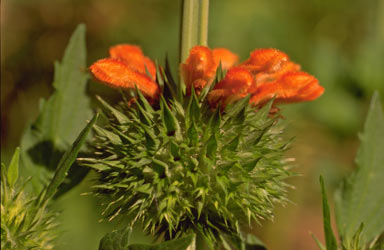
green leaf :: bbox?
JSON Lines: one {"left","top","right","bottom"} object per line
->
{"left": 97, "top": 96, "right": 129, "bottom": 124}
{"left": 20, "top": 24, "right": 92, "bottom": 193}
{"left": 144, "top": 126, "right": 160, "bottom": 153}
{"left": 128, "top": 234, "right": 195, "bottom": 250}
{"left": 160, "top": 96, "right": 180, "bottom": 137}
{"left": 222, "top": 233, "right": 267, "bottom": 250}
{"left": 99, "top": 227, "right": 133, "bottom": 250}
{"left": 320, "top": 176, "right": 338, "bottom": 250}
{"left": 7, "top": 147, "right": 20, "bottom": 187}
{"left": 99, "top": 227, "right": 194, "bottom": 250}
{"left": 42, "top": 113, "right": 98, "bottom": 203}
{"left": 334, "top": 92, "right": 384, "bottom": 246}
{"left": 224, "top": 95, "right": 250, "bottom": 120}
{"left": 205, "top": 135, "right": 217, "bottom": 159}
{"left": 243, "top": 233, "right": 267, "bottom": 250}
{"left": 136, "top": 89, "right": 155, "bottom": 114}
{"left": 187, "top": 121, "right": 198, "bottom": 147}
{"left": 186, "top": 89, "right": 201, "bottom": 124}
{"left": 311, "top": 234, "right": 326, "bottom": 250}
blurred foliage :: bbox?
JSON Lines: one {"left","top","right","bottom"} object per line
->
{"left": 1, "top": 0, "right": 383, "bottom": 249}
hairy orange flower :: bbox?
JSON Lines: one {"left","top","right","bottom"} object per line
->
{"left": 90, "top": 44, "right": 159, "bottom": 99}
{"left": 208, "top": 67, "right": 255, "bottom": 105}
{"left": 208, "top": 48, "right": 324, "bottom": 106}
{"left": 181, "top": 46, "right": 238, "bottom": 94}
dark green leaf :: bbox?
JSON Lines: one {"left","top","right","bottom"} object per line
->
{"left": 243, "top": 233, "right": 267, "bottom": 250}
{"left": 205, "top": 135, "right": 217, "bottom": 159}
{"left": 7, "top": 147, "right": 20, "bottom": 187}
{"left": 320, "top": 176, "right": 338, "bottom": 250}
{"left": 187, "top": 121, "right": 198, "bottom": 147}
{"left": 186, "top": 89, "right": 201, "bottom": 124}
{"left": 242, "top": 158, "right": 262, "bottom": 172}
{"left": 224, "top": 95, "right": 250, "bottom": 120}
{"left": 160, "top": 97, "right": 180, "bottom": 137}
{"left": 42, "top": 113, "right": 98, "bottom": 203}
{"left": 99, "top": 227, "right": 133, "bottom": 250}
{"left": 203, "top": 108, "right": 221, "bottom": 142}
{"left": 144, "top": 127, "right": 160, "bottom": 153}
{"left": 254, "top": 99, "right": 273, "bottom": 121}
{"left": 223, "top": 136, "right": 240, "bottom": 152}
{"left": 127, "top": 234, "right": 195, "bottom": 250}
{"left": 136, "top": 89, "right": 155, "bottom": 114}
{"left": 20, "top": 24, "right": 92, "bottom": 194}
{"left": 334, "top": 92, "right": 384, "bottom": 246}
{"left": 99, "top": 227, "right": 194, "bottom": 250}
{"left": 160, "top": 56, "right": 178, "bottom": 101}
{"left": 151, "top": 159, "right": 168, "bottom": 177}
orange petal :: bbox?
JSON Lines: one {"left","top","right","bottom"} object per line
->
{"left": 274, "top": 72, "right": 324, "bottom": 103}
{"left": 212, "top": 48, "right": 239, "bottom": 70}
{"left": 181, "top": 46, "right": 216, "bottom": 93}
{"left": 214, "top": 67, "right": 255, "bottom": 94}
{"left": 250, "top": 72, "right": 324, "bottom": 105}
{"left": 240, "top": 48, "right": 289, "bottom": 74}
{"left": 90, "top": 58, "right": 159, "bottom": 98}
{"left": 254, "top": 61, "right": 301, "bottom": 86}
{"left": 208, "top": 88, "right": 232, "bottom": 106}
{"left": 109, "top": 44, "right": 156, "bottom": 80}
{"left": 208, "top": 67, "right": 255, "bottom": 106}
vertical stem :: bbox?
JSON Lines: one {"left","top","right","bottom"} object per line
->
{"left": 179, "top": 0, "right": 210, "bottom": 63}
{"left": 199, "top": 0, "right": 209, "bottom": 46}
{"left": 180, "top": 0, "right": 198, "bottom": 63}
{"left": 179, "top": 0, "right": 210, "bottom": 97}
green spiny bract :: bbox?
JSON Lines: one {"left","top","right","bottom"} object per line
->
{"left": 86, "top": 87, "right": 291, "bottom": 245}
{"left": 1, "top": 150, "right": 59, "bottom": 250}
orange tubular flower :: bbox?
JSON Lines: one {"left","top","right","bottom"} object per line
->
{"left": 181, "top": 46, "right": 238, "bottom": 94}
{"left": 90, "top": 44, "right": 159, "bottom": 99}
{"left": 208, "top": 48, "right": 324, "bottom": 107}
{"left": 208, "top": 67, "right": 255, "bottom": 106}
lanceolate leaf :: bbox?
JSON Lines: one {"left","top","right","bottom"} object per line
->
{"left": 20, "top": 24, "right": 92, "bottom": 193}
{"left": 99, "top": 227, "right": 194, "bottom": 250}
{"left": 161, "top": 96, "right": 180, "bottom": 137}
{"left": 334, "top": 92, "right": 384, "bottom": 246}
{"left": 320, "top": 176, "right": 338, "bottom": 250}
{"left": 42, "top": 113, "right": 98, "bottom": 203}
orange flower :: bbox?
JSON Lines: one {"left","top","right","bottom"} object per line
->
{"left": 90, "top": 44, "right": 159, "bottom": 99}
{"left": 208, "top": 67, "right": 255, "bottom": 106}
{"left": 250, "top": 72, "right": 324, "bottom": 105}
{"left": 181, "top": 46, "right": 238, "bottom": 94}
{"left": 208, "top": 48, "right": 324, "bottom": 107}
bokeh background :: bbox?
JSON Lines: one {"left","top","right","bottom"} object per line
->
{"left": 1, "top": 0, "right": 383, "bottom": 249}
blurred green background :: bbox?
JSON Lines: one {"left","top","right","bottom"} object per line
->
{"left": 1, "top": 0, "right": 383, "bottom": 249}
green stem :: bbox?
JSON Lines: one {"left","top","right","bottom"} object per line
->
{"left": 179, "top": 0, "right": 210, "bottom": 98}
{"left": 199, "top": 0, "right": 209, "bottom": 46}
{"left": 179, "top": 0, "right": 210, "bottom": 63}
{"left": 180, "top": 0, "right": 198, "bottom": 63}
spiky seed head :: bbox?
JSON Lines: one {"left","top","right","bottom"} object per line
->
{"left": 85, "top": 89, "right": 291, "bottom": 245}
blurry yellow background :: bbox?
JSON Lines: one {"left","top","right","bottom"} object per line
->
{"left": 1, "top": 0, "right": 383, "bottom": 249}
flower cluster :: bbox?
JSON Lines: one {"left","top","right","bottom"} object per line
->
{"left": 90, "top": 44, "right": 324, "bottom": 107}
{"left": 87, "top": 44, "right": 324, "bottom": 246}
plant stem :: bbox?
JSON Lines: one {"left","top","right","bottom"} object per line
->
{"left": 179, "top": 0, "right": 210, "bottom": 97}
{"left": 179, "top": 0, "right": 210, "bottom": 62}
{"left": 199, "top": 0, "right": 209, "bottom": 46}
{"left": 180, "top": 0, "right": 198, "bottom": 63}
